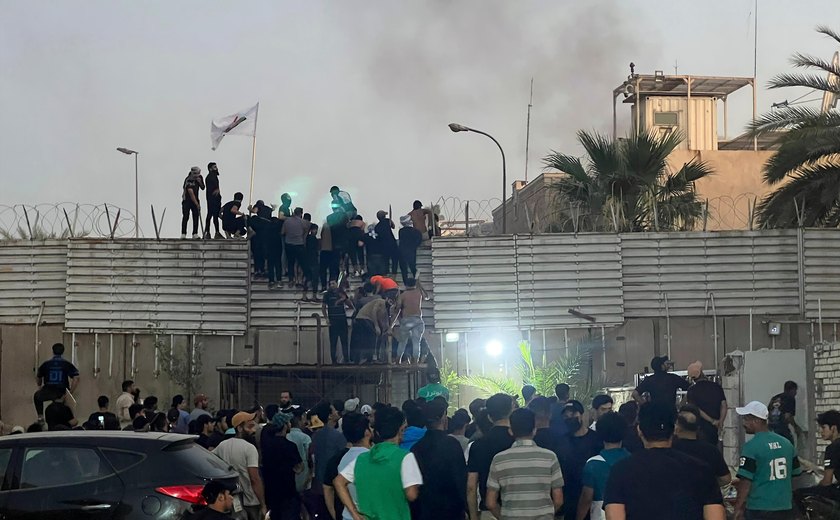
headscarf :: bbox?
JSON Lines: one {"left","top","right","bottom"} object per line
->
{"left": 400, "top": 215, "right": 413, "bottom": 228}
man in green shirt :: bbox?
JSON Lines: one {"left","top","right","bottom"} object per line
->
{"left": 417, "top": 367, "right": 449, "bottom": 402}
{"left": 335, "top": 406, "right": 423, "bottom": 520}
{"left": 734, "top": 401, "right": 801, "bottom": 520}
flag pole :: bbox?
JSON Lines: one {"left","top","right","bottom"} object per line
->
{"left": 248, "top": 103, "right": 259, "bottom": 206}
{"left": 248, "top": 135, "right": 257, "bottom": 206}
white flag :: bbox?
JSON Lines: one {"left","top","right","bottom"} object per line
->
{"left": 210, "top": 102, "right": 259, "bottom": 150}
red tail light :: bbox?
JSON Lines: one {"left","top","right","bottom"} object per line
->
{"left": 155, "top": 485, "right": 207, "bottom": 505}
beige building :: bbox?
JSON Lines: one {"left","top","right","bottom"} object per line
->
{"left": 494, "top": 71, "right": 779, "bottom": 232}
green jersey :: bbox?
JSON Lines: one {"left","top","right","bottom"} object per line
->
{"left": 737, "top": 431, "right": 801, "bottom": 511}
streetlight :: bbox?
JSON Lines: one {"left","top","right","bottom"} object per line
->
{"left": 448, "top": 123, "right": 507, "bottom": 234}
{"left": 116, "top": 147, "right": 139, "bottom": 238}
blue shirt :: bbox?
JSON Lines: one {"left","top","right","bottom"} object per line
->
{"left": 583, "top": 447, "right": 631, "bottom": 501}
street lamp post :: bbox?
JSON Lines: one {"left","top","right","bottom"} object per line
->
{"left": 448, "top": 123, "right": 507, "bottom": 234}
{"left": 116, "top": 147, "right": 139, "bottom": 238}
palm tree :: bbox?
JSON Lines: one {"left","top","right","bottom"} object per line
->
{"left": 751, "top": 26, "right": 840, "bottom": 228}
{"left": 457, "top": 340, "right": 601, "bottom": 405}
{"left": 544, "top": 130, "right": 712, "bottom": 232}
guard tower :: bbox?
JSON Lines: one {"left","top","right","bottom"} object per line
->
{"left": 612, "top": 69, "right": 757, "bottom": 151}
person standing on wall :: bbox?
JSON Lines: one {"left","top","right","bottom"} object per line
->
{"left": 203, "top": 162, "right": 223, "bottom": 239}
{"left": 631, "top": 356, "right": 689, "bottom": 408}
{"left": 181, "top": 166, "right": 204, "bottom": 239}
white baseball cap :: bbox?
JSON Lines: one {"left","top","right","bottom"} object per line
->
{"left": 736, "top": 401, "right": 769, "bottom": 420}
{"left": 360, "top": 404, "right": 372, "bottom": 415}
{"left": 344, "top": 398, "right": 360, "bottom": 413}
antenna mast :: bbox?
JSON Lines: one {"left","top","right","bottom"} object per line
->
{"left": 524, "top": 77, "right": 534, "bottom": 183}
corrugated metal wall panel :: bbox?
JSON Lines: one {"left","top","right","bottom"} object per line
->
{"left": 804, "top": 229, "right": 840, "bottom": 318}
{"left": 65, "top": 240, "right": 249, "bottom": 334}
{"left": 623, "top": 230, "right": 799, "bottom": 317}
{"left": 516, "top": 234, "right": 623, "bottom": 328}
{"left": 432, "top": 237, "right": 519, "bottom": 331}
{"left": 0, "top": 240, "right": 68, "bottom": 324}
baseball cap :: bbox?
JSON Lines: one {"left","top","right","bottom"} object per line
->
{"left": 194, "top": 393, "right": 208, "bottom": 406}
{"left": 736, "top": 401, "right": 769, "bottom": 420}
{"left": 201, "top": 480, "right": 235, "bottom": 504}
{"left": 563, "top": 400, "right": 585, "bottom": 415}
{"left": 651, "top": 356, "right": 669, "bottom": 371}
{"left": 10, "top": 426, "right": 24, "bottom": 434}
{"left": 360, "top": 404, "right": 372, "bottom": 416}
{"left": 231, "top": 411, "right": 256, "bottom": 429}
{"left": 309, "top": 416, "right": 325, "bottom": 430}
{"left": 344, "top": 398, "right": 360, "bottom": 413}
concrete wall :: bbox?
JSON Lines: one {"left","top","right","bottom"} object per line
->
{"left": 440, "top": 316, "right": 813, "bottom": 411}
{"left": 0, "top": 324, "right": 250, "bottom": 429}
{"left": 813, "top": 342, "right": 840, "bottom": 460}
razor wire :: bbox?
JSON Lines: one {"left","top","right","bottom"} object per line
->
{"left": 432, "top": 196, "right": 502, "bottom": 236}
{"left": 0, "top": 203, "right": 138, "bottom": 240}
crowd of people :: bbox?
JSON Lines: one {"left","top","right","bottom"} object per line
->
{"left": 27, "top": 341, "right": 840, "bottom": 519}
{"left": 180, "top": 164, "right": 439, "bottom": 300}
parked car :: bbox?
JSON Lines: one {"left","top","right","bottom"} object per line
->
{"left": 0, "top": 431, "right": 240, "bottom": 519}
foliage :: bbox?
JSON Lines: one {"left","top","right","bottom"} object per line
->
{"left": 750, "top": 26, "right": 840, "bottom": 228}
{"left": 456, "top": 340, "right": 604, "bottom": 405}
{"left": 544, "top": 130, "right": 712, "bottom": 232}
{"left": 155, "top": 337, "right": 203, "bottom": 401}
{"left": 438, "top": 359, "right": 462, "bottom": 411}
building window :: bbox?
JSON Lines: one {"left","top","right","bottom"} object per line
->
{"left": 653, "top": 111, "right": 679, "bottom": 126}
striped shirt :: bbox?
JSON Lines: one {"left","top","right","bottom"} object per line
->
{"left": 486, "top": 439, "right": 564, "bottom": 520}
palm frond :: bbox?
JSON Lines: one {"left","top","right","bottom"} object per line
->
{"left": 458, "top": 374, "right": 522, "bottom": 402}
{"left": 789, "top": 52, "right": 840, "bottom": 78}
{"left": 757, "top": 164, "right": 840, "bottom": 227}
{"left": 769, "top": 73, "right": 839, "bottom": 93}
{"left": 817, "top": 25, "right": 840, "bottom": 47}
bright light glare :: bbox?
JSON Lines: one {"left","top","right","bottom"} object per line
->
{"left": 485, "top": 340, "right": 503, "bottom": 357}
{"left": 445, "top": 332, "right": 460, "bottom": 343}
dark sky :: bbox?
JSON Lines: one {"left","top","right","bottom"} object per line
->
{"left": 1, "top": 1, "right": 838, "bottom": 236}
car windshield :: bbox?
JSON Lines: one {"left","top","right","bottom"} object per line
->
{"left": 164, "top": 441, "right": 234, "bottom": 478}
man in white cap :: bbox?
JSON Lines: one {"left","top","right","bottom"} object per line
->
{"left": 339, "top": 398, "right": 360, "bottom": 433}
{"left": 213, "top": 411, "right": 266, "bottom": 520}
{"left": 734, "top": 401, "right": 801, "bottom": 520}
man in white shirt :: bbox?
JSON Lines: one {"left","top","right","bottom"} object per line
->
{"left": 115, "top": 380, "right": 136, "bottom": 429}
{"left": 214, "top": 411, "right": 266, "bottom": 520}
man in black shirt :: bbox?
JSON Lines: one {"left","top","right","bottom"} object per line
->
{"left": 327, "top": 205, "right": 350, "bottom": 275}
{"left": 34, "top": 343, "right": 80, "bottom": 421}
{"left": 260, "top": 412, "right": 304, "bottom": 519}
{"left": 373, "top": 210, "right": 399, "bottom": 275}
{"left": 550, "top": 383, "right": 571, "bottom": 436}
{"left": 181, "top": 166, "right": 204, "bottom": 239}
{"left": 673, "top": 405, "right": 731, "bottom": 486}
{"left": 412, "top": 398, "right": 468, "bottom": 520}
{"left": 604, "top": 401, "right": 724, "bottom": 520}
{"left": 221, "top": 192, "right": 247, "bottom": 238}
{"left": 556, "top": 399, "right": 602, "bottom": 520}
{"left": 398, "top": 215, "right": 423, "bottom": 284}
{"left": 203, "top": 162, "right": 223, "bottom": 239}
{"left": 794, "top": 409, "right": 840, "bottom": 513}
{"left": 632, "top": 356, "right": 689, "bottom": 408}
{"left": 768, "top": 380, "right": 801, "bottom": 444}
{"left": 45, "top": 393, "right": 77, "bottom": 430}
{"left": 467, "top": 393, "right": 514, "bottom": 520}
{"left": 529, "top": 396, "right": 563, "bottom": 462}
{"left": 686, "top": 361, "right": 727, "bottom": 446}
{"left": 617, "top": 401, "right": 644, "bottom": 453}
{"left": 194, "top": 480, "right": 236, "bottom": 520}
{"left": 87, "top": 395, "right": 119, "bottom": 430}
{"left": 263, "top": 215, "right": 284, "bottom": 289}
{"left": 195, "top": 414, "right": 216, "bottom": 449}
{"left": 322, "top": 281, "right": 351, "bottom": 364}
